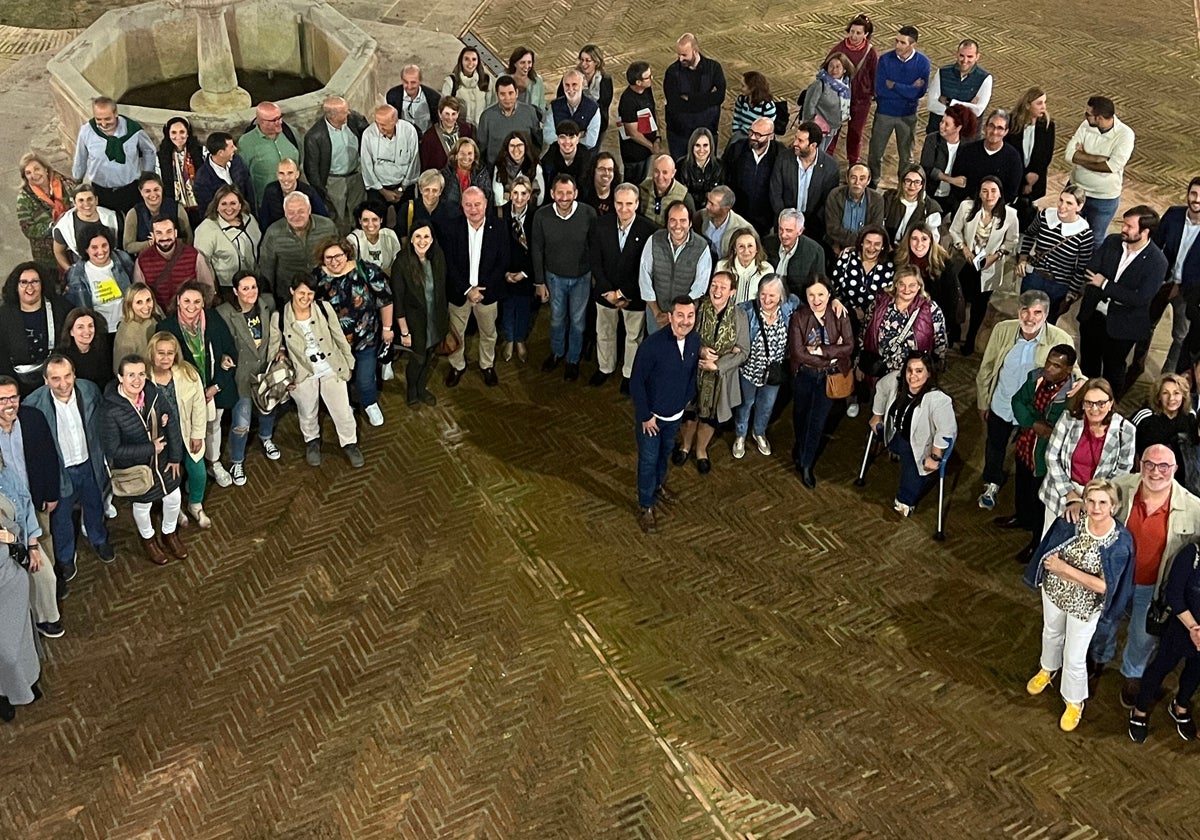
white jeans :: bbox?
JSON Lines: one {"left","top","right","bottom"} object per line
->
{"left": 132, "top": 488, "right": 182, "bottom": 538}
{"left": 1040, "top": 587, "right": 1101, "bottom": 704}
{"left": 293, "top": 373, "right": 357, "bottom": 446}
{"left": 595, "top": 304, "right": 645, "bottom": 378}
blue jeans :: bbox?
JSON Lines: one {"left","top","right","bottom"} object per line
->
{"left": 888, "top": 435, "right": 932, "bottom": 506}
{"left": 1080, "top": 195, "right": 1120, "bottom": 243}
{"left": 1020, "top": 271, "right": 1070, "bottom": 324}
{"left": 636, "top": 416, "right": 681, "bottom": 508}
{"left": 501, "top": 293, "right": 533, "bottom": 342}
{"left": 547, "top": 272, "right": 590, "bottom": 363}
{"left": 1088, "top": 583, "right": 1158, "bottom": 677}
{"left": 50, "top": 461, "right": 109, "bottom": 565}
{"left": 229, "top": 396, "right": 278, "bottom": 463}
{"left": 734, "top": 376, "right": 780, "bottom": 438}
{"left": 352, "top": 346, "right": 379, "bottom": 408}
{"left": 790, "top": 368, "right": 833, "bottom": 468}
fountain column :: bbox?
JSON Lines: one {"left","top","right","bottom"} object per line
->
{"left": 186, "top": 1, "right": 251, "bottom": 112}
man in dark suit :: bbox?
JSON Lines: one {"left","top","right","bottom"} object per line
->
{"left": 386, "top": 64, "right": 442, "bottom": 134}
{"left": 629, "top": 296, "right": 700, "bottom": 534}
{"left": 589, "top": 183, "right": 657, "bottom": 390}
{"left": 443, "top": 186, "right": 510, "bottom": 387}
{"left": 303, "top": 96, "right": 369, "bottom": 235}
{"left": 769, "top": 121, "right": 840, "bottom": 247}
{"left": 762, "top": 209, "right": 826, "bottom": 298}
{"left": 1077, "top": 205, "right": 1169, "bottom": 396}
{"left": 720, "top": 117, "right": 779, "bottom": 238}
{"left": 1128, "top": 178, "right": 1200, "bottom": 386}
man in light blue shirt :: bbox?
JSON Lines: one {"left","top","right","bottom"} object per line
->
{"left": 72, "top": 97, "right": 156, "bottom": 224}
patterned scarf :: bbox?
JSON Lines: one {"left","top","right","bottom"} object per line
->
{"left": 28, "top": 175, "right": 69, "bottom": 222}
{"left": 817, "top": 69, "right": 852, "bottom": 100}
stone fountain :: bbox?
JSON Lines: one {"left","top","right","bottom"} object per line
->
{"left": 47, "top": 0, "right": 379, "bottom": 148}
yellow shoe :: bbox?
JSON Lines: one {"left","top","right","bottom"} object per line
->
{"left": 1026, "top": 669, "right": 1054, "bottom": 695}
{"left": 1060, "top": 701, "right": 1085, "bottom": 732}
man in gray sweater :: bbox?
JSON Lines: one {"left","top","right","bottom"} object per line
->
{"left": 532, "top": 174, "right": 597, "bottom": 380}
{"left": 477, "top": 75, "right": 544, "bottom": 164}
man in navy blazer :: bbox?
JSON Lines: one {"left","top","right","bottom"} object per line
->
{"left": 1127, "top": 179, "right": 1200, "bottom": 384}
{"left": 769, "top": 122, "right": 841, "bottom": 247}
{"left": 443, "top": 186, "right": 510, "bottom": 387}
{"left": 629, "top": 296, "right": 699, "bottom": 534}
{"left": 1077, "top": 205, "right": 1169, "bottom": 396}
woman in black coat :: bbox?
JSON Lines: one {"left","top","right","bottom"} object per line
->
{"left": 1006, "top": 87, "right": 1056, "bottom": 231}
{"left": 0, "top": 262, "right": 70, "bottom": 395}
{"left": 391, "top": 222, "right": 449, "bottom": 407}
{"left": 496, "top": 176, "right": 537, "bottom": 364}
{"left": 101, "top": 354, "right": 185, "bottom": 565}
{"left": 158, "top": 281, "right": 239, "bottom": 486}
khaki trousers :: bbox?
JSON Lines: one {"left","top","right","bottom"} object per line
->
{"left": 594, "top": 304, "right": 645, "bottom": 378}
{"left": 293, "top": 373, "right": 358, "bottom": 446}
{"left": 30, "top": 508, "right": 59, "bottom": 624}
{"left": 448, "top": 300, "right": 499, "bottom": 371}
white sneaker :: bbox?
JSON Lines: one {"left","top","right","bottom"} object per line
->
{"left": 188, "top": 503, "right": 212, "bottom": 529}
{"left": 177, "top": 508, "right": 189, "bottom": 528}
{"left": 105, "top": 501, "right": 118, "bottom": 519}
{"left": 365, "top": 403, "right": 384, "bottom": 426}
{"left": 381, "top": 362, "right": 395, "bottom": 381}
{"left": 209, "top": 461, "right": 233, "bottom": 487}
{"left": 846, "top": 401, "right": 860, "bottom": 418}
{"left": 978, "top": 482, "right": 1000, "bottom": 510}
{"left": 261, "top": 438, "right": 281, "bottom": 460}
{"left": 894, "top": 499, "right": 913, "bottom": 517}
{"left": 732, "top": 436, "right": 746, "bottom": 459}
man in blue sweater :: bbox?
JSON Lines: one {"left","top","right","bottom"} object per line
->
{"left": 629, "top": 295, "right": 700, "bottom": 533}
{"left": 867, "top": 25, "right": 931, "bottom": 189}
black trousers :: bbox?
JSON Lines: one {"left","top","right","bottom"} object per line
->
{"left": 1079, "top": 312, "right": 1136, "bottom": 397}
{"left": 1135, "top": 620, "right": 1200, "bottom": 713}
{"left": 1014, "top": 458, "right": 1046, "bottom": 537}
{"left": 93, "top": 181, "right": 140, "bottom": 238}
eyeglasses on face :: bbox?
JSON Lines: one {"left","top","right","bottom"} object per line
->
{"left": 324, "top": 253, "right": 347, "bottom": 264}
{"left": 1082, "top": 399, "right": 1111, "bottom": 409}
{"left": 1141, "top": 460, "right": 1176, "bottom": 474}
{"left": 0, "top": 395, "right": 19, "bottom": 404}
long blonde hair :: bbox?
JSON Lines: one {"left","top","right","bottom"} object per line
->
{"left": 148, "top": 330, "right": 200, "bottom": 382}
{"left": 122, "top": 283, "right": 157, "bottom": 324}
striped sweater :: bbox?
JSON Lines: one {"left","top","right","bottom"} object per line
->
{"left": 1019, "top": 208, "right": 1095, "bottom": 293}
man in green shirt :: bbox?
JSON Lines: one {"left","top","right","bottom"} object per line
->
{"left": 238, "top": 101, "right": 302, "bottom": 207}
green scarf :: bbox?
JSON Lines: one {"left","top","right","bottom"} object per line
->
{"left": 90, "top": 116, "right": 144, "bottom": 164}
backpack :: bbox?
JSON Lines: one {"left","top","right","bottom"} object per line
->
{"left": 773, "top": 99, "right": 791, "bottom": 136}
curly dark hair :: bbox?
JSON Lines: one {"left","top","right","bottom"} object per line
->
{"left": 3, "top": 261, "right": 52, "bottom": 305}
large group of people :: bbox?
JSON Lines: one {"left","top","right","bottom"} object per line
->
{"left": 3, "top": 19, "right": 1200, "bottom": 751}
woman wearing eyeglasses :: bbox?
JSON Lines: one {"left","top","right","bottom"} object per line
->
{"left": 881, "top": 165, "right": 942, "bottom": 248}
{"left": 1038, "top": 377, "right": 1135, "bottom": 537}
{"left": 267, "top": 273, "right": 362, "bottom": 468}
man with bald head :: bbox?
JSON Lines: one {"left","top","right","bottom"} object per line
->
{"left": 304, "top": 95, "right": 369, "bottom": 235}
{"left": 239, "top": 101, "right": 302, "bottom": 207}
{"left": 720, "top": 116, "right": 780, "bottom": 237}
{"left": 360, "top": 104, "right": 421, "bottom": 225}
{"left": 638, "top": 154, "right": 694, "bottom": 228}
{"left": 1087, "top": 444, "right": 1200, "bottom": 706}
{"left": 663, "top": 33, "right": 726, "bottom": 157}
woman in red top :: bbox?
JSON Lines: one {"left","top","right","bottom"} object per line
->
{"left": 826, "top": 14, "right": 878, "bottom": 165}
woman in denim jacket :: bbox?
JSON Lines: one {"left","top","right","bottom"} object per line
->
{"left": 1023, "top": 477, "right": 1134, "bottom": 733}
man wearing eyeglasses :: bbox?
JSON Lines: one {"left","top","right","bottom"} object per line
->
{"left": 720, "top": 117, "right": 780, "bottom": 238}
{"left": 618, "top": 61, "right": 662, "bottom": 186}
{"left": 238, "top": 101, "right": 302, "bottom": 208}
{"left": 1088, "top": 445, "right": 1200, "bottom": 707}
{"left": 0, "top": 376, "right": 63, "bottom": 640}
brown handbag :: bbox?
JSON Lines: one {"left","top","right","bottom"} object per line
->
{"left": 826, "top": 367, "right": 854, "bottom": 399}
{"left": 433, "top": 325, "right": 462, "bottom": 357}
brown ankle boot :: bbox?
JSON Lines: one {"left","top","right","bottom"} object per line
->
{"left": 141, "top": 535, "right": 169, "bottom": 566}
{"left": 161, "top": 531, "right": 188, "bottom": 560}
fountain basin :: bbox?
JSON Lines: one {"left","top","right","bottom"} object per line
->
{"left": 47, "top": 0, "right": 378, "bottom": 148}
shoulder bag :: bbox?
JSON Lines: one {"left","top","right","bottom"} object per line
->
{"left": 110, "top": 399, "right": 157, "bottom": 498}
{"left": 755, "top": 304, "right": 785, "bottom": 386}
{"left": 1146, "top": 550, "right": 1200, "bottom": 636}
{"left": 858, "top": 305, "right": 920, "bottom": 379}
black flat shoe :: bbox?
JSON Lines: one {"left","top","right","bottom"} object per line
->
{"left": 671, "top": 446, "right": 689, "bottom": 466}
{"left": 695, "top": 457, "right": 711, "bottom": 475}
{"left": 800, "top": 467, "right": 816, "bottom": 489}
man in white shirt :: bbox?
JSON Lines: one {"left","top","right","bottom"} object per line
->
{"left": 1064, "top": 95, "right": 1136, "bottom": 242}
{"left": 925, "top": 40, "right": 992, "bottom": 136}
{"left": 360, "top": 104, "right": 420, "bottom": 225}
